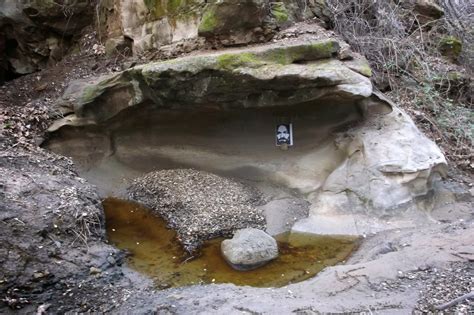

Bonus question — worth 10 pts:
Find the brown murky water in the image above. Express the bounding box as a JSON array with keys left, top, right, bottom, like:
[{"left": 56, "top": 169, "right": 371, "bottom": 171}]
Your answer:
[{"left": 104, "top": 198, "right": 358, "bottom": 288}]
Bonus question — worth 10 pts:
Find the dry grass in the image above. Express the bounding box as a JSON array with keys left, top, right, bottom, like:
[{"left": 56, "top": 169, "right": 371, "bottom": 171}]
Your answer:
[{"left": 325, "top": 0, "right": 473, "bottom": 171}]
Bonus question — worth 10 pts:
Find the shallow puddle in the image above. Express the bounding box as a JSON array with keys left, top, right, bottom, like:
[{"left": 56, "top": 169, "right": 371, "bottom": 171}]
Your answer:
[{"left": 104, "top": 198, "right": 358, "bottom": 288}]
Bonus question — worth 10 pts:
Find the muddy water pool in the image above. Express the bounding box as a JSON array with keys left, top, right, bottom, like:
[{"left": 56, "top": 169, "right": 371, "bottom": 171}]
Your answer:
[{"left": 104, "top": 198, "right": 358, "bottom": 288}]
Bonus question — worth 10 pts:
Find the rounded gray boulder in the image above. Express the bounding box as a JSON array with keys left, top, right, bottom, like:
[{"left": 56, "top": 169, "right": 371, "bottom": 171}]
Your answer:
[{"left": 221, "top": 228, "right": 278, "bottom": 271}]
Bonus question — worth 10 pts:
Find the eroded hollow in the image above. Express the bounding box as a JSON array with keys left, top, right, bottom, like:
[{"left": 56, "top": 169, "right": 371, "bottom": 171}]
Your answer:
[
  {"left": 46, "top": 100, "right": 363, "bottom": 197},
  {"left": 46, "top": 99, "right": 364, "bottom": 287}
]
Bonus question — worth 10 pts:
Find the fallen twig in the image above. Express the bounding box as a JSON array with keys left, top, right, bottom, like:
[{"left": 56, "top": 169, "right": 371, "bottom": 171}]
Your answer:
[
  {"left": 329, "top": 267, "right": 367, "bottom": 296},
  {"left": 435, "top": 292, "right": 474, "bottom": 310}
]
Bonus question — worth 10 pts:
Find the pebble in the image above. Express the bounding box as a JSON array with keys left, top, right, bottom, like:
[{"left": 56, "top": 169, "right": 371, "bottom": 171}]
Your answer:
[{"left": 89, "top": 267, "right": 101, "bottom": 275}]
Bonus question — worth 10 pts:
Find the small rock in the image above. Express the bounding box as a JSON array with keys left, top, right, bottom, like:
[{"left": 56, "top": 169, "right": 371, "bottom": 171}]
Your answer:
[
  {"left": 89, "top": 267, "right": 101, "bottom": 275},
  {"left": 33, "top": 272, "right": 46, "bottom": 279},
  {"left": 221, "top": 228, "right": 278, "bottom": 271},
  {"left": 36, "top": 303, "right": 50, "bottom": 315},
  {"left": 107, "top": 256, "right": 116, "bottom": 265}
]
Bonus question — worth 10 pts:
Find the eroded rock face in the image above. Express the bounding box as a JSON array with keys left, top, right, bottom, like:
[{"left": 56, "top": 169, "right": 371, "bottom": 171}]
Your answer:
[
  {"left": 221, "top": 228, "right": 278, "bottom": 270},
  {"left": 319, "top": 93, "right": 446, "bottom": 212},
  {"left": 0, "top": 147, "right": 126, "bottom": 312},
  {"left": 102, "top": 0, "right": 205, "bottom": 54},
  {"left": 97, "top": 0, "right": 324, "bottom": 53},
  {"left": 198, "top": 0, "right": 269, "bottom": 44},
  {"left": 0, "top": 0, "right": 94, "bottom": 80},
  {"left": 45, "top": 38, "right": 447, "bottom": 238},
  {"left": 291, "top": 93, "right": 447, "bottom": 236}
]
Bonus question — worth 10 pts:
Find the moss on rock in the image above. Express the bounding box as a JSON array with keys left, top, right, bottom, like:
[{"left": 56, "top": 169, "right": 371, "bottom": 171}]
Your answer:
[
  {"left": 262, "top": 41, "right": 340, "bottom": 65},
  {"left": 213, "top": 40, "right": 340, "bottom": 71},
  {"left": 168, "top": 0, "right": 183, "bottom": 12},
  {"left": 216, "top": 53, "right": 263, "bottom": 70},
  {"left": 55, "top": 39, "right": 374, "bottom": 129},
  {"left": 198, "top": 0, "right": 267, "bottom": 37},
  {"left": 271, "top": 2, "right": 289, "bottom": 23},
  {"left": 198, "top": 7, "right": 219, "bottom": 34},
  {"left": 143, "top": 0, "right": 199, "bottom": 19},
  {"left": 439, "top": 36, "right": 462, "bottom": 60}
]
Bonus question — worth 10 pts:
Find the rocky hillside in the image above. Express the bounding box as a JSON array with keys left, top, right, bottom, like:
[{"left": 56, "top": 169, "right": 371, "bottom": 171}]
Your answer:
[{"left": 0, "top": 0, "right": 472, "bottom": 314}]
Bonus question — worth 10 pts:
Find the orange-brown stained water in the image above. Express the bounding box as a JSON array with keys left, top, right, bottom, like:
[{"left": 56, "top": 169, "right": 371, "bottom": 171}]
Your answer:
[{"left": 104, "top": 198, "right": 358, "bottom": 288}]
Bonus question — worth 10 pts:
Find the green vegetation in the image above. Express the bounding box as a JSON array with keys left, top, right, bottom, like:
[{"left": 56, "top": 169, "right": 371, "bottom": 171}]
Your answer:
[
  {"left": 143, "top": 0, "right": 191, "bottom": 19},
  {"left": 143, "top": 0, "right": 165, "bottom": 18},
  {"left": 168, "top": 0, "right": 183, "bottom": 13},
  {"left": 262, "top": 41, "right": 339, "bottom": 65},
  {"left": 215, "top": 41, "right": 340, "bottom": 70},
  {"left": 79, "top": 75, "right": 124, "bottom": 105},
  {"left": 216, "top": 53, "right": 262, "bottom": 70},
  {"left": 439, "top": 36, "right": 462, "bottom": 60},
  {"left": 271, "top": 2, "right": 289, "bottom": 23},
  {"left": 262, "top": 49, "right": 289, "bottom": 64},
  {"left": 143, "top": 0, "right": 155, "bottom": 11},
  {"left": 348, "top": 62, "right": 372, "bottom": 77},
  {"left": 215, "top": 41, "right": 338, "bottom": 71},
  {"left": 198, "top": 7, "right": 218, "bottom": 34}
]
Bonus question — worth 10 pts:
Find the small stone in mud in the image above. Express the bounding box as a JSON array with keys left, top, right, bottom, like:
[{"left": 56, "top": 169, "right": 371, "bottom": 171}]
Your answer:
[
  {"left": 89, "top": 267, "right": 101, "bottom": 275},
  {"left": 221, "top": 228, "right": 278, "bottom": 271}
]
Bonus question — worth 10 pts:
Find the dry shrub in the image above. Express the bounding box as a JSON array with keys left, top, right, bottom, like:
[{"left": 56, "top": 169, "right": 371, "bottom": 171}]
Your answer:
[
  {"left": 439, "top": 0, "right": 474, "bottom": 70},
  {"left": 325, "top": 0, "right": 473, "bottom": 171}
]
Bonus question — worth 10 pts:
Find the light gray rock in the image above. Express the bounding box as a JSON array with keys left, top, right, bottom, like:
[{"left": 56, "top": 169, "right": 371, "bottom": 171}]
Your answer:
[
  {"left": 261, "top": 198, "right": 310, "bottom": 235},
  {"left": 107, "top": 0, "right": 205, "bottom": 54},
  {"left": 221, "top": 228, "right": 278, "bottom": 270},
  {"left": 97, "top": 0, "right": 318, "bottom": 52},
  {"left": 315, "top": 92, "right": 447, "bottom": 215},
  {"left": 47, "top": 37, "right": 447, "bottom": 238}
]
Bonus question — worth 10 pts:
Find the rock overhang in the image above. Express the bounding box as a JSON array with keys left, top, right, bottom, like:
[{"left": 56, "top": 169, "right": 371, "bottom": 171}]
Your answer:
[
  {"left": 45, "top": 38, "right": 448, "bottom": 232},
  {"left": 49, "top": 39, "right": 374, "bottom": 131}
]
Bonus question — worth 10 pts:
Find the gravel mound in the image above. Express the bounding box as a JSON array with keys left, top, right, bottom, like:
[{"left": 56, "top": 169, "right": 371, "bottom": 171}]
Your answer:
[
  {"left": 414, "top": 262, "right": 473, "bottom": 314},
  {"left": 128, "top": 169, "right": 265, "bottom": 253}
]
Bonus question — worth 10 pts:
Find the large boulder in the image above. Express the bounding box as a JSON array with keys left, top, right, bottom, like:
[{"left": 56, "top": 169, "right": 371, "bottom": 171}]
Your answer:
[
  {"left": 292, "top": 92, "right": 447, "bottom": 236},
  {"left": 198, "top": 0, "right": 269, "bottom": 44},
  {"left": 414, "top": 0, "right": 444, "bottom": 20},
  {"left": 48, "top": 38, "right": 371, "bottom": 128},
  {"left": 221, "top": 228, "right": 278, "bottom": 270},
  {"left": 320, "top": 93, "right": 446, "bottom": 213},
  {"left": 97, "top": 0, "right": 206, "bottom": 54},
  {"left": 97, "top": 0, "right": 320, "bottom": 53},
  {"left": 46, "top": 35, "right": 447, "bottom": 238}
]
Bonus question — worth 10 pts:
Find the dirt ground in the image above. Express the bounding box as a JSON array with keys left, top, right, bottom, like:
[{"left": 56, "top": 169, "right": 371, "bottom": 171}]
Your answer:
[{"left": 0, "top": 27, "right": 473, "bottom": 314}]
